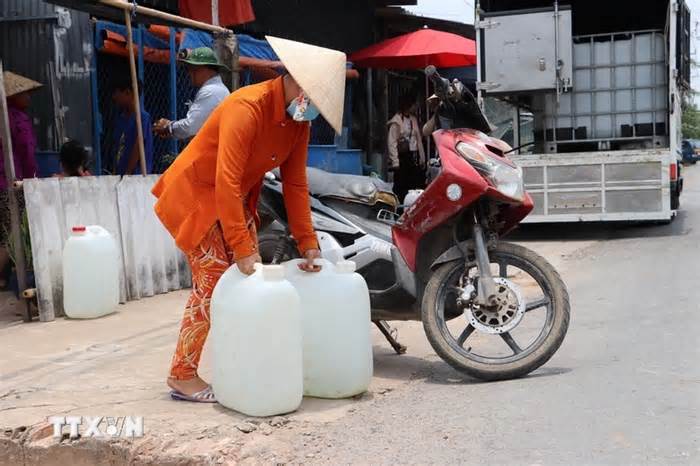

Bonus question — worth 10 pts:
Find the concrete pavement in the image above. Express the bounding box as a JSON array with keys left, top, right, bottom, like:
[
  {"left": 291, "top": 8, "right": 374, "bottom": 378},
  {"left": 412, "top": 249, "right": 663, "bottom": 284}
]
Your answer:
[
  {"left": 282, "top": 166, "right": 700, "bottom": 465},
  {"left": 1, "top": 167, "right": 698, "bottom": 465}
]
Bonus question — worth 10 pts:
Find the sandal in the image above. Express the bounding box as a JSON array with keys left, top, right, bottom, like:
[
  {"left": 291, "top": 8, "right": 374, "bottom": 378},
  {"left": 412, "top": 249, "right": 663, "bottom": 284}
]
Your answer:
[{"left": 169, "top": 385, "right": 217, "bottom": 403}]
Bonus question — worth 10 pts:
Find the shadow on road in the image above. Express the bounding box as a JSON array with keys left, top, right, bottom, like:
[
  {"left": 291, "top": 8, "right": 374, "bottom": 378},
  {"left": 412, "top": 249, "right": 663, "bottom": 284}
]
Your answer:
[
  {"left": 423, "top": 363, "right": 573, "bottom": 386},
  {"left": 374, "top": 347, "right": 571, "bottom": 385},
  {"left": 372, "top": 344, "right": 573, "bottom": 386},
  {"left": 510, "top": 210, "right": 690, "bottom": 242},
  {"left": 371, "top": 346, "right": 435, "bottom": 381}
]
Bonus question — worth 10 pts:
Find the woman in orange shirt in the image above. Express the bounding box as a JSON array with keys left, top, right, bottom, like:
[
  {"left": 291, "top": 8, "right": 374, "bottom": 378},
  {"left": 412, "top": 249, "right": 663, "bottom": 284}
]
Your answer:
[{"left": 153, "top": 37, "right": 348, "bottom": 402}]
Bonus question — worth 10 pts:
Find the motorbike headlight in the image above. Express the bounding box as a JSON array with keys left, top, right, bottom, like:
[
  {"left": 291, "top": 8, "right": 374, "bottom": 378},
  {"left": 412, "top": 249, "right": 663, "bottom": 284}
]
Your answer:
[{"left": 456, "top": 142, "right": 525, "bottom": 201}]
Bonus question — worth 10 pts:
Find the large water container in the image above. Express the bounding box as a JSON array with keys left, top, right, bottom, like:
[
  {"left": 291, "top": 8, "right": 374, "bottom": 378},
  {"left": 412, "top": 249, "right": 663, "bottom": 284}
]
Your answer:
[
  {"left": 284, "top": 259, "right": 373, "bottom": 398},
  {"left": 62, "top": 225, "right": 119, "bottom": 319},
  {"left": 210, "top": 264, "right": 303, "bottom": 416},
  {"left": 403, "top": 189, "right": 423, "bottom": 208}
]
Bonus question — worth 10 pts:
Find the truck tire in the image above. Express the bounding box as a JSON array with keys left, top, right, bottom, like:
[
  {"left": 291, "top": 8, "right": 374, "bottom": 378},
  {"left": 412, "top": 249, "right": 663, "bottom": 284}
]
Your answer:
[{"left": 671, "top": 189, "right": 680, "bottom": 211}]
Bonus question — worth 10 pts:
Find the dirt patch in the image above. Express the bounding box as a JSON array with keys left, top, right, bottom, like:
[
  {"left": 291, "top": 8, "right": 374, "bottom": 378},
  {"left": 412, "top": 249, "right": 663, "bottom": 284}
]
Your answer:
[
  {"left": 0, "top": 423, "right": 241, "bottom": 466},
  {"left": 0, "top": 390, "right": 389, "bottom": 466}
]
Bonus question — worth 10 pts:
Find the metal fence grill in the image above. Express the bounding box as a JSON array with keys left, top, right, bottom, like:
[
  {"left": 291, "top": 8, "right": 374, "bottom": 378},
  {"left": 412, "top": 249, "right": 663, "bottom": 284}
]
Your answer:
[
  {"left": 143, "top": 60, "right": 172, "bottom": 173},
  {"left": 174, "top": 65, "right": 197, "bottom": 156},
  {"left": 96, "top": 53, "right": 124, "bottom": 175},
  {"left": 310, "top": 117, "right": 336, "bottom": 145},
  {"left": 95, "top": 28, "right": 344, "bottom": 172},
  {"left": 95, "top": 49, "right": 197, "bottom": 174}
]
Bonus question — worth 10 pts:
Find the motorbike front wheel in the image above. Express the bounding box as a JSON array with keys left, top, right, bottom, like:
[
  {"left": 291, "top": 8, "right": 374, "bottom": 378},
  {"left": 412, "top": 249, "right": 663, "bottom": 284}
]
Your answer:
[{"left": 422, "top": 242, "right": 570, "bottom": 381}]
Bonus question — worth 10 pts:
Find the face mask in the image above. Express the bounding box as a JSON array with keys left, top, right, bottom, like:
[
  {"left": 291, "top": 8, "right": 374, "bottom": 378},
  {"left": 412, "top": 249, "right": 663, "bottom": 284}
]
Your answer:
[{"left": 287, "top": 93, "right": 320, "bottom": 122}]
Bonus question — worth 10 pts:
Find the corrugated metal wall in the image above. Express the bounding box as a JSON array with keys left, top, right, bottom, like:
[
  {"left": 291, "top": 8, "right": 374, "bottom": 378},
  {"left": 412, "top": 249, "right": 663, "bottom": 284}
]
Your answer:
[
  {"left": 0, "top": 0, "right": 93, "bottom": 152},
  {"left": 117, "top": 176, "right": 191, "bottom": 300},
  {"left": 24, "top": 176, "right": 125, "bottom": 320},
  {"left": 24, "top": 176, "right": 190, "bottom": 322}
]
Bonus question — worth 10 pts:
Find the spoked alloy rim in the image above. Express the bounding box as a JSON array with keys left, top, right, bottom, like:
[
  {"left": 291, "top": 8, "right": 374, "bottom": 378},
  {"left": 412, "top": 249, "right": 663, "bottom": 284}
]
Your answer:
[{"left": 434, "top": 253, "right": 555, "bottom": 365}]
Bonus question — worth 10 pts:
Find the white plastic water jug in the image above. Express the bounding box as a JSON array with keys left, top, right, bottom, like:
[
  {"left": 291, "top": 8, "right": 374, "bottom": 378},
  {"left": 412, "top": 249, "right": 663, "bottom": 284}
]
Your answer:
[
  {"left": 62, "top": 225, "right": 120, "bottom": 319},
  {"left": 284, "top": 259, "right": 373, "bottom": 398},
  {"left": 403, "top": 189, "right": 423, "bottom": 207},
  {"left": 210, "top": 263, "right": 303, "bottom": 416}
]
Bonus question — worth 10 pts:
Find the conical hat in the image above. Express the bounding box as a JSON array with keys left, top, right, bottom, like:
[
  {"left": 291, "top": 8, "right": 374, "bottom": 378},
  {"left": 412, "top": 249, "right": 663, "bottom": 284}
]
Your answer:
[
  {"left": 3, "top": 71, "right": 42, "bottom": 98},
  {"left": 267, "top": 36, "right": 346, "bottom": 135}
]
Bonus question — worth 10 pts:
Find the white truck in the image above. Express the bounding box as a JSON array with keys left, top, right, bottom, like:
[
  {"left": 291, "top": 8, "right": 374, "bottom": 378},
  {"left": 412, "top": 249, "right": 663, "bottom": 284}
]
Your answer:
[{"left": 476, "top": 0, "right": 691, "bottom": 222}]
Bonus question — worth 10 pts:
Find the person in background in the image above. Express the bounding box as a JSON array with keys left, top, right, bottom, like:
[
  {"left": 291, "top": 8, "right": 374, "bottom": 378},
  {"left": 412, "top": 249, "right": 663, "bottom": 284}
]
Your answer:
[
  {"left": 153, "top": 47, "right": 229, "bottom": 140},
  {"left": 422, "top": 94, "right": 445, "bottom": 185},
  {"left": 0, "top": 71, "right": 41, "bottom": 288},
  {"left": 111, "top": 76, "right": 153, "bottom": 175},
  {"left": 422, "top": 93, "right": 441, "bottom": 139},
  {"left": 387, "top": 93, "right": 426, "bottom": 204},
  {"left": 55, "top": 140, "right": 91, "bottom": 177},
  {"left": 153, "top": 36, "right": 347, "bottom": 402}
]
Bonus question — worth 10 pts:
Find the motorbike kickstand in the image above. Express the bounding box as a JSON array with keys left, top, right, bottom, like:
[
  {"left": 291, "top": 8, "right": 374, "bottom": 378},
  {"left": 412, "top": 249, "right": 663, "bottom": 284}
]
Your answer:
[{"left": 373, "top": 320, "right": 407, "bottom": 354}]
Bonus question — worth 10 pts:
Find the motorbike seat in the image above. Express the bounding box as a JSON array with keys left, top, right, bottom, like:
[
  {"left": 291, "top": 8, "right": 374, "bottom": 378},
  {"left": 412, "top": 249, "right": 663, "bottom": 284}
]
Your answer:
[{"left": 272, "top": 167, "right": 393, "bottom": 204}]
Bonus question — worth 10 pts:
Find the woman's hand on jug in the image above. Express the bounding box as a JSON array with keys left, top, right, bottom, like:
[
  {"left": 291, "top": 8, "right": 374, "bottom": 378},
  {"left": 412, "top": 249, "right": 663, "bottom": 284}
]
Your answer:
[
  {"left": 237, "top": 252, "right": 262, "bottom": 275},
  {"left": 299, "top": 249, "right": 322, "bottom": 273}
]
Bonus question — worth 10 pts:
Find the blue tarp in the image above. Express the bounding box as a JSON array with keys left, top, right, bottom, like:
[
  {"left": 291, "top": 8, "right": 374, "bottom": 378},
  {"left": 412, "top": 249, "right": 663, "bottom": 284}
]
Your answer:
[
  {"left": 179, "top": 30, "right": 278, "bottom": 61},
  {"left": 96, "top": 21, "right": 278, "bottom": 62},
  {"left": 238, "top": 34, "right": 278, "bottom": 60},
  {"left": 178, "top": 29, "right": 212, "bottom": 51}
]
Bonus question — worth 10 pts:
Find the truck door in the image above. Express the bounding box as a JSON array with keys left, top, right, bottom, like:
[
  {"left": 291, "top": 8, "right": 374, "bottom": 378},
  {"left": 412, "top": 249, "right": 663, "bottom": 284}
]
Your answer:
[{"left": 478, "top": 5, "right": 573, "bottom": 96}]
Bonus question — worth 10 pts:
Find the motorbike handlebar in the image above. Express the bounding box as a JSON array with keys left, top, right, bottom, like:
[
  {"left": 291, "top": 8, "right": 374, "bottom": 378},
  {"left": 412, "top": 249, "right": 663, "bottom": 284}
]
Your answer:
[{"left": 424, "top": 65, "right": 438, "bottom": 78}]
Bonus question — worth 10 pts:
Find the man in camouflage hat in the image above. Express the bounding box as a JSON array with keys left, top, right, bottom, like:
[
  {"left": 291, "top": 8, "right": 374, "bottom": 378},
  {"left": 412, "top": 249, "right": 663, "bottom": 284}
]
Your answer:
[{"left": 153, "top": 47, "right": 229, "bottom": 140}]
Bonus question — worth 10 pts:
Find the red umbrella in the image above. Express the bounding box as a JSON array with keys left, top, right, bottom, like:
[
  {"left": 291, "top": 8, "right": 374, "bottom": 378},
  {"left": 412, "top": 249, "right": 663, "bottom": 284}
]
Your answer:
[{"left": 349, "top": 28, "right": 476, "bottom": 70}]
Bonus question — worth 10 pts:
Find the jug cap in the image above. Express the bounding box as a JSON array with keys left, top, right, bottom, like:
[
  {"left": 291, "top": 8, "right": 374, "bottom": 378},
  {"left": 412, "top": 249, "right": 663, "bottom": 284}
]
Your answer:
[
  {"left": 261, "top": 264, "right": 285, "bottom": 281},
  {"left": 72, "top": 225, "right": 87, "bottom": 235},
  {"left": 335, "top": 261, "right": 356, "bottom": 274}
]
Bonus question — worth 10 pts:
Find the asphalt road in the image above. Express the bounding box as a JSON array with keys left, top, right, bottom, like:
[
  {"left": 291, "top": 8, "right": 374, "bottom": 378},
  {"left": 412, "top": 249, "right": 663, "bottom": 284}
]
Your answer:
[{"left": 287, "top": 166, "right": 700, "bottom": 465}]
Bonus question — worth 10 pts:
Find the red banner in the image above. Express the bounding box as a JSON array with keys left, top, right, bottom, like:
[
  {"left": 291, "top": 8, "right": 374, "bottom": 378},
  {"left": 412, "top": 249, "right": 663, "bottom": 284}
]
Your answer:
[{"left": 178, "top": 0, "right": 255, "bottom": 27}]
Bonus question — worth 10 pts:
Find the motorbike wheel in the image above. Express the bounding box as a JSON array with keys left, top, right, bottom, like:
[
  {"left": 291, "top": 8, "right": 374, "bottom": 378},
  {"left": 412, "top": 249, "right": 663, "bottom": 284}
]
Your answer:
[
  {"left": 258, "top": 231, "right": 299, "bottom": 264},
  {"left": 422, "top": 242, "right": 569, "bottom": 381}
]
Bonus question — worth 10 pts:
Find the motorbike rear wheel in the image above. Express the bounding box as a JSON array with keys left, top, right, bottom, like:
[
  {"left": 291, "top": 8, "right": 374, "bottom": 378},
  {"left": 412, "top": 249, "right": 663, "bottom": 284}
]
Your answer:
[
  {"left": 258, "top": 231, "right": 299, "bottom": 264},
  {"left": 422, "top": 242, "right": 569, "bottom": 381}
]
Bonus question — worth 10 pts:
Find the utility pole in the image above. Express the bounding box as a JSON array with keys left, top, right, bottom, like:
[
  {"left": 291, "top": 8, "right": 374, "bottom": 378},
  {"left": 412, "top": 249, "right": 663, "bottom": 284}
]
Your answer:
[{"left": 211, "top": 0, "right": 219, "bottom": 26}]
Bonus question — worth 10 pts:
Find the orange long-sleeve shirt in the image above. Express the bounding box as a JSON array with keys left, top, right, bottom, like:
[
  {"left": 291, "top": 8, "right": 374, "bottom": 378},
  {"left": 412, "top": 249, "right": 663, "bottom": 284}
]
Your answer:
[{"left": 152, "top": 77, "right": 318, "bottom": 258}]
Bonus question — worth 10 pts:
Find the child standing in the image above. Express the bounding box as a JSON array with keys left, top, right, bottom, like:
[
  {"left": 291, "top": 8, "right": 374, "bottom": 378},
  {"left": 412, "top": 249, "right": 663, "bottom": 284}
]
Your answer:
[{"left": 56, "top": 140, "right": 91, "bottom": 177}]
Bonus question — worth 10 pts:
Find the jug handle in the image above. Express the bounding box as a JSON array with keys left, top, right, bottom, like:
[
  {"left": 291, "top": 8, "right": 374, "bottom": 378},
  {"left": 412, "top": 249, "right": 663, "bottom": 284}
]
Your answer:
[
  {"left": 334, "top": 260, "right": 356, "bottom": 274},
  {"left": 313, "top": 258, "right": 331, "bottom": 270},
  {"left": 87, "top": 225, "right": 108, "bottom": 236}
]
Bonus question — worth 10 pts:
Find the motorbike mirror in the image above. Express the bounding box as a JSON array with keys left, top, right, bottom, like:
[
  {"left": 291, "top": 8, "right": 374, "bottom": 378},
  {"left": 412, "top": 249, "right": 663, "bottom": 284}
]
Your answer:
[{"left": 425, "top": 66, "right": 453, "bottom": 101}]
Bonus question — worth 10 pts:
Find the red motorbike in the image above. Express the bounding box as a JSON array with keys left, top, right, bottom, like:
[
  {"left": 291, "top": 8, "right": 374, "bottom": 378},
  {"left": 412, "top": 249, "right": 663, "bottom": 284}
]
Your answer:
[{"left": 259, "top": 67, "right": 570, "bottom": 380}]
